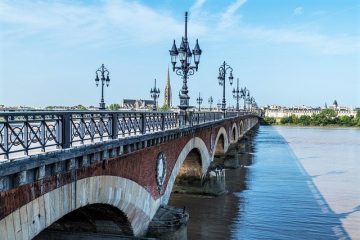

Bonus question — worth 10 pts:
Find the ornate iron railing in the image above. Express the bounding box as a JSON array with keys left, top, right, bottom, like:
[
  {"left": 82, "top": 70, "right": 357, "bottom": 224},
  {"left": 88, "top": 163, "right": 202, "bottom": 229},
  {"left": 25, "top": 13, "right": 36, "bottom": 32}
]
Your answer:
[{"left": 0, "top": 110, "right": 251, "bottom": 159}]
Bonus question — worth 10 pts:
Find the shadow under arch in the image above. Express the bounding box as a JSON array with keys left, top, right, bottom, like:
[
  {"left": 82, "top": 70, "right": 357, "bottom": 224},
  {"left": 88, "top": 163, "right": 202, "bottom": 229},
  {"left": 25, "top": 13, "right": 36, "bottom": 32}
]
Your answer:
[
  {"left": 212, "top": 127, "right": 229, "bottom": 160},
  {"left": 231, "top": 122, "right": 239, "bottom": 143},
  {"left": 34, "top": 203, "right": 134, "bottom": 239},
  {"left": 161, "top": 137, "right": 210, "bottom": 204}
]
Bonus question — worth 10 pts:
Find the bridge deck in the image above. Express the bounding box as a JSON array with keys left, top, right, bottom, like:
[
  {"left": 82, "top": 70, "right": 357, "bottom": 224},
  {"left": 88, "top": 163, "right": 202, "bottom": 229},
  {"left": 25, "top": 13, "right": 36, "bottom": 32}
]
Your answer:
[{"left": 0, "top": 110, "right": 255, "bottom": 161}]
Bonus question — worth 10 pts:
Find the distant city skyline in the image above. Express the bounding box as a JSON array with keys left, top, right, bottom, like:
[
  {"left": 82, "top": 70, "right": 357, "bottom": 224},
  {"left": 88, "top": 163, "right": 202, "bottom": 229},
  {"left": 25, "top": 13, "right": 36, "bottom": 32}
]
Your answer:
[{"left": 0, "top": 0, "right": 359, "bottom": 108}]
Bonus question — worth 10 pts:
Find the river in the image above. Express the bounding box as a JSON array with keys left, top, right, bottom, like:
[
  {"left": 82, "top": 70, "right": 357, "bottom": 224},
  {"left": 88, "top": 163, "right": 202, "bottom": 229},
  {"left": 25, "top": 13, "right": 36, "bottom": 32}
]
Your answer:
[{"left": 168, "top": 125, "right": 360, "bottom": 240}]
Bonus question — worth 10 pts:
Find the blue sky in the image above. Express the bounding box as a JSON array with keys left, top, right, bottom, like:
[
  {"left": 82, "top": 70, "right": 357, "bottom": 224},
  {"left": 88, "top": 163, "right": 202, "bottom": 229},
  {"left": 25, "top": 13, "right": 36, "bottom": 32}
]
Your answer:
[{"left": 0, "top": 0, "right": 359, "bottom": 108}]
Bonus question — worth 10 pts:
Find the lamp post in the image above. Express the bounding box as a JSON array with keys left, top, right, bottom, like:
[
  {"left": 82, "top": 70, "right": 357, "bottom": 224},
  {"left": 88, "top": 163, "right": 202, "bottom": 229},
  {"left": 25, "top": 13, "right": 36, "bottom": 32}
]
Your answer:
[
  {"left": 150, "top": 79, "right": 160, "bottom": 111},
  {"left": 246, "top": 91, "right": 251, "bottom": 110},
  {"left": 240, "top": 87, "right": 248, "bottom": 111},
  {"left": 249, "top": 96, "right": 255, "bottom": 112},
  {"left": 95, "top": 64, "right": 110, "bottom": 110},
  {"left": 217, "top": 61, "right": 234, "bottom": 112},
  {"left": 208, "top": 96, "right": 213, "bottom": 111},
  {"left": 232, "top": 78, "right": 241, "bottom": 111},
  {"left": 217, "top": 100, "right": 222, "bottom": 110},
  {"left": 196, "top": 92, "right": 203, "bottom": 111},
  {"left": 169, "top": 12, "right": 202, "bottom": 111}
]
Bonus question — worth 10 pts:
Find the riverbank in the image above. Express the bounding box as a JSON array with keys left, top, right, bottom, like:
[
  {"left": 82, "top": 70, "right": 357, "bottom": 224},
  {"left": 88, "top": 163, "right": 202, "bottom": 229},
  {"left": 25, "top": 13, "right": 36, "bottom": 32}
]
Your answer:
[
  {"left": 262, "top": 122, "right": 360, "bottom": 129},
  {"left": 262, "top": 109, "right": 360, "bottom": 127}
]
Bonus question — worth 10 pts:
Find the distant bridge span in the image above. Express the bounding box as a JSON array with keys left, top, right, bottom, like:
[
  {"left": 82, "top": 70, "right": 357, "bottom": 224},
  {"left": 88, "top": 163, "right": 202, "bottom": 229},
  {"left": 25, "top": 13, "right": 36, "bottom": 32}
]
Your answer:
[{"left": 0, "top": 110, "right": 259, "bottom": 239}]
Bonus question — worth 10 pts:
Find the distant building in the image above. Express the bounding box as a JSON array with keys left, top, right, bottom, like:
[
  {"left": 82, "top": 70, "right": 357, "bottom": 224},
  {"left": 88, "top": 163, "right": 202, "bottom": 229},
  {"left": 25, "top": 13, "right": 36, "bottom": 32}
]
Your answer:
[
  {"left": 264, "top": 105, "right": 357, "bottom": 118},
  {"left": 122, "top": 99, "right": 154, "bottom": 110},
  {"left": 164, "top": 66, "right": 172, "bottom": 108}
]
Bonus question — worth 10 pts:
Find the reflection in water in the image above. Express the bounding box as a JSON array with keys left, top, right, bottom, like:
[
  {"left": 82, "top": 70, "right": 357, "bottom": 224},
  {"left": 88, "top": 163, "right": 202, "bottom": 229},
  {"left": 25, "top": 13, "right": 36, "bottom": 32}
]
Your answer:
[{"left": 169, "top": 126, "right": 350, "bottom": 240}]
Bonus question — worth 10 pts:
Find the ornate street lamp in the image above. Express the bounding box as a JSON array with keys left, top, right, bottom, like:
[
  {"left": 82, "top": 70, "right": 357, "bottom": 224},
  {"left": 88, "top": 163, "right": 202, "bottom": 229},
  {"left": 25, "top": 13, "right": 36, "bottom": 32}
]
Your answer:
[
  {"left": 218, "top": 61, "right": 234, "bottom": 112},
  {"left": 95, "top": 64, "right": 110, "bottom": 110},
  {"left": 196, "top": 92, "right": 203, "bottom": 111},
  {"left": 246, "top": 91, "right": 251, "bottom": 110},
  {"left": 240, "top": 87, "right": 248, "bottom": 111},
  {"left": 208, "top": 96, "right": 213, "bottom": 111},
  {"left": 232, "top": 78, "right": 241, "bottom": 111},
  {"left": 169, "top": 12, "right": 202, "bottom": 111},
  {"left": 150, "top": 79, "right": 160, "bottom": 111},
  {"left": 249, "top": 96, "right": 255, "bottom": 111}
]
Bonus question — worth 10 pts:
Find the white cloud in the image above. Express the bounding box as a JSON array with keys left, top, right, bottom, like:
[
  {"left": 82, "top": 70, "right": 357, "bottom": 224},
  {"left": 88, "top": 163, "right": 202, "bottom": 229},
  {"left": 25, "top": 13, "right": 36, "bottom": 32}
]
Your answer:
[
  {"left": 0, "top": 0, "right": 357, "bottom": 55},
  {"left": 293, "top": 7, "right": 304, "bottom": 16},
  {"left": 0, "top": 0, "right": 207, "bottom": 48},
  {"left": 219, "top": 0, "right": 247, "bottom": 29},
  {"left": 190, "top": 0, "right": 207, "bottom": 17}
]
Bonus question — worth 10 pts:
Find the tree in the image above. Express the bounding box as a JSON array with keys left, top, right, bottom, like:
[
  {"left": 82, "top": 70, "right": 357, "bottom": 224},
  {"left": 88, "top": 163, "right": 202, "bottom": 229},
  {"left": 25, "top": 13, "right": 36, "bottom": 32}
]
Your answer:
[
  {"left": 73, "top": 105, "right": 87, "bottom": 110},
  {"left": 339, "top": 115, "right": 352, "bottom": 126},
  {"left": 280, "top": 116, "right": 291, "bottom": 124},
  {"left": 299, "top": 115, "right": 311, "bottom": 126},
  {"left": 108, "top": 103, "right": 121, "bottom": 110},
  {"left": 262, "top": 116, "right": 276, "bottom": 125},
  {"left": 289, "top": 114, "right": 299, "bottom": 124}
]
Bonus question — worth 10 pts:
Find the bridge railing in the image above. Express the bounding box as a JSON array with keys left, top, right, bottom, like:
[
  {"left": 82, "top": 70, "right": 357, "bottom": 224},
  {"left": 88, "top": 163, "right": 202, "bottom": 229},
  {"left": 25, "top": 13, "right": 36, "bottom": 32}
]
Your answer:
[
  {"left": 0, "top": 110, "right": 252, "bottom": 160},
  {"left": 0, "top": 111, "right": 178, "bottom": 159}
]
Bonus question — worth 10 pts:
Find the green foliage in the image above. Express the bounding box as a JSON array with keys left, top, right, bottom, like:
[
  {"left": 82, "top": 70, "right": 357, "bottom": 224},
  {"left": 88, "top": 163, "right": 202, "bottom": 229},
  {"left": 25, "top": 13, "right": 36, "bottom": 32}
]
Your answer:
[
  {"left": 261, "top": 116, "right": 276, "bottom": 125},
  {"left": 265, "top": 108, "right": 360, "bottom": 127},
  {"left": 108, "top": 103, "right": 121, "bottom": 110},
  {"left": 338, "top": 116, "right": 352, "bottom": 126},
  {"left": 298, "top": 115, "right": 311, "bottom": 126},
  {"left": 159, "top": 105, "right": 170, "bottom": 112},
  {"left": 356, "top": 110, "right": 360, "bottom": 119},
  {"left": 280, "top": 116, "right": 291, "bottom": 124},
  {"left": 73, "top": 105, "right": 87, "bottom": 110},
  {"left": 319, "top": 109, "right": 337, "bottom": 118}
]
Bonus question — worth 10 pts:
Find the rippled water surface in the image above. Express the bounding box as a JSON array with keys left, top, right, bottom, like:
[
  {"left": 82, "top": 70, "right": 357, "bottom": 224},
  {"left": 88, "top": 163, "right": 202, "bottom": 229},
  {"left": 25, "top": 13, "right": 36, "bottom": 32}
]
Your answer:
[{"left": 169, "top": 126, "right": 357, "bottom": 240}]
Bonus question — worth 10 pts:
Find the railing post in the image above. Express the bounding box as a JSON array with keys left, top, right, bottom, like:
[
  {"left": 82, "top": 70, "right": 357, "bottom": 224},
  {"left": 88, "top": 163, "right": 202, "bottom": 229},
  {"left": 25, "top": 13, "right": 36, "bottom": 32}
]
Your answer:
[
  {"left": 3, "top": 116, "right": 9, "bottom": 159},
  {"left": 161, "top": 113, "right": 165, "bottom": 131},
  {"left": 41, "top": 115, "right": 46, "bottom": 152},
  {"left": 24, "top": 115, "right": 29, "bottom": 155},
  {"left": 61, "top": 113, "right": 71, "bottom": 149},
  {"left": 141, "top": 113, "right": 146, "bottom": 134},
  {"left": 178, "top": 111, "right": 185, "bottom": 128},
  {"left": 188, "top": 111, "right": 193, "bottom": 127},
  {"left": 112, "top": 113, "right": 119, "bottom": 139}
]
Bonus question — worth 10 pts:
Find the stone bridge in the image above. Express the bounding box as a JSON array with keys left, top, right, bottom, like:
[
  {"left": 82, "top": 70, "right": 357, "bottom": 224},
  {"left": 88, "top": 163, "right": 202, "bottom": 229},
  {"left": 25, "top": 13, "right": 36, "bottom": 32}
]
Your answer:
[{"left": 0, "top": 110, "right": 259, "bottom": 239}]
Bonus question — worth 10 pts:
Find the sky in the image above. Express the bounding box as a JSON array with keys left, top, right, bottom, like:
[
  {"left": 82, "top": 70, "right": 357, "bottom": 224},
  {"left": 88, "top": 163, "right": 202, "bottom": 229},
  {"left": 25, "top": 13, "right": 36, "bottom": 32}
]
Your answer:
[{"left": 0, "top": 0, "right": 359, "bottom": 108}]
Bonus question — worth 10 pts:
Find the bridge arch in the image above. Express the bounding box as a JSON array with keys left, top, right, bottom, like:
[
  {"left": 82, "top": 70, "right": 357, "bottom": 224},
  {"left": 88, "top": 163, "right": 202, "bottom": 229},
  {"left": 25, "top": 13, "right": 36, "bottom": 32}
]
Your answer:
[
  {"left": 230, "top": 122, "right": 239, "bottom": 143},
  {"left": 239, "top": 120, "right": 244, "bottom": 137},
  {"left": 161, "top": 137, "right": 209, "bottom": 204},
  {"left": 212, "top": 127, "right": 229, "bottom": 158},
  {"left": 0, "top": 176, "right": 159, "bottom": 239}
]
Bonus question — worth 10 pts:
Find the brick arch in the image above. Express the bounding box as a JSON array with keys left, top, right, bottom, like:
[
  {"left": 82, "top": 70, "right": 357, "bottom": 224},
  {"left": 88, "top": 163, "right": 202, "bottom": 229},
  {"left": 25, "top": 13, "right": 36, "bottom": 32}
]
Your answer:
[
  {"left": 0, "top": 176, "right": 159, "bottom": 239},
  {"left": 161, "top": 137, "right": 210, "bottom": 204},
  {"left": 212, "top": 127, "right": 229, "bottom": 159},
  {"left": 231, "top": 122, "right": 239, "bottom": 143}
]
